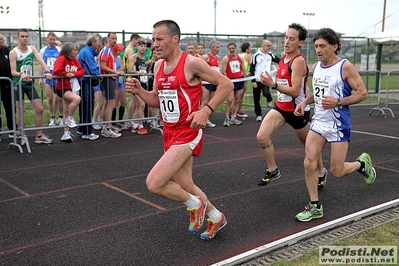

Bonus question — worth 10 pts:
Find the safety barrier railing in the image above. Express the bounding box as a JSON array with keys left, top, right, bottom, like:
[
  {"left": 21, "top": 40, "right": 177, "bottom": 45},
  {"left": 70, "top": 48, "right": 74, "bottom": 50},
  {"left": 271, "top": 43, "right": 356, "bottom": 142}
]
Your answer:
[
  {"left": 369, "top": 70, "right": 398, "bottom": 118},
  {"left": 0, "top": 77, "right": 24, "bottom": 153},
  {"left": 238, "top": 70, "right": 396, "bottom": 118},
  {"left": 3, "top": 73, "right": 162, "bottom": 153}
]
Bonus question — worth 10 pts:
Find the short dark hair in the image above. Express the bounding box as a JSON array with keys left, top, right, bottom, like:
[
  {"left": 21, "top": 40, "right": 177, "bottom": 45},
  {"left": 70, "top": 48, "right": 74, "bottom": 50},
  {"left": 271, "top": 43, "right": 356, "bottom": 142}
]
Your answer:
[
  {"left": 130, "top": 33, "right": 140, "bottom": 41},
  {"left": 288, "top": 23, "right": 308, "bottom": 41},
  {"left": 17, "top": 28, "right": 29, "bottom": 36},
  {"left": 313, "top": 28, "right": 342, "bottom": 55},
  {"left": 153, "top": 20, "right": 181, "bottom": 40},
  {"left": 240, "top": 42, "right": 250, "bottom": 53}
]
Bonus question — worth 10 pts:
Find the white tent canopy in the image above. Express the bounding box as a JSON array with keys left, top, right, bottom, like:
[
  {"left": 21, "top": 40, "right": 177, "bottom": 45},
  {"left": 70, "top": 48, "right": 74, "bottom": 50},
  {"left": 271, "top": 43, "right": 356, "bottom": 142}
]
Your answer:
[{"left": 368, "top": 27, "right": 399, "bottom": 44}]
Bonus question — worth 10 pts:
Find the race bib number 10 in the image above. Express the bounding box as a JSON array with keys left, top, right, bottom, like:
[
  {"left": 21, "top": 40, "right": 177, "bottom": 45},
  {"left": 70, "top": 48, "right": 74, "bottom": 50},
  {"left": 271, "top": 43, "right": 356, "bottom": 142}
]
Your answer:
[{"left": 158, "top": 90, "right": 180, "bottom": 123}]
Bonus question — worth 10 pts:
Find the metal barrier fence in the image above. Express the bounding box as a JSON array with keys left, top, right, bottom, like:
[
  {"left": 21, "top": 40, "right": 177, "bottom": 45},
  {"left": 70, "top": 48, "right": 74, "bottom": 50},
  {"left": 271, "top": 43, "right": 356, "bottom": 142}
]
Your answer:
[
  {"left": 0, "top": 77, "right": 23, "bottom": 152},
  {"left": 2, "top": 70, "right": 398, "bottom": 153},
  {"left": 369, "top": 70, "right": 399, "bottom": 118},
  {"left": 1, "top": 74, "right": 162, "bottom": 153},
  {"left": 239, "top": 70, "right": 399, "bottom": 118}
]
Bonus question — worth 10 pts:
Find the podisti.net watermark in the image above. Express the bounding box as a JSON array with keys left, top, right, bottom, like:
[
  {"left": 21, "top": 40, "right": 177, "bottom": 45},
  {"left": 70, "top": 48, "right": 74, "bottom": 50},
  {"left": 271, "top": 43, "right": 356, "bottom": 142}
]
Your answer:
[{"left": 319, "top": 246, "right": 397, "bottom": 264}]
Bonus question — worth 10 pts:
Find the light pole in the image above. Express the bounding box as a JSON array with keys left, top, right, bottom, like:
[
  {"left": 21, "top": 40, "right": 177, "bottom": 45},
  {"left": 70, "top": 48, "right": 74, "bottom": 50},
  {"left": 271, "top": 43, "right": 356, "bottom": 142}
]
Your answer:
[
  {"left": 303, "top": 12, "right": 315, "bottom": 62},
  {"left": 214, "top": 0, "right": 217, "bottom": 40},
  {"left": 232, "top": 10, "right": 246, "bottom": 36},
  {"left": 0, "top": 6, "right": 10, "bottom": 29}
]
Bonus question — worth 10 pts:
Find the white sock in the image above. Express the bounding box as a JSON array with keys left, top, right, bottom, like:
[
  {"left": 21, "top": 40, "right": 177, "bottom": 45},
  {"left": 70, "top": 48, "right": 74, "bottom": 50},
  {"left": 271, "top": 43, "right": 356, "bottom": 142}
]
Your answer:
[
  {"left": 207, "top": 207, "right": 222, "bottom": 222},
  {"left": 184, "top": 194, "right": 200, "bottom": 209},
  {"left": 318, "top": 168, "right": 326, "bottom": 176}
]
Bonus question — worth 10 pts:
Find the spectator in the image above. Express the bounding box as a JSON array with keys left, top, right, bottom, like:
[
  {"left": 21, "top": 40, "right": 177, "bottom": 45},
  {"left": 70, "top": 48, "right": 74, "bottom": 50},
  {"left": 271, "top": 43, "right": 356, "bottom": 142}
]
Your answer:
[
  {"left": 99, "top": 32, "right": 123, "bottom": 138},
  {"left": 77, "top": 35, "right": 101, "bottom": 141},
  {"left": 9, "top": 28, "right": 53, "bottom": 145},
  {"left": 0, "top": 33, "right": 17, "bottom": 141},
  {"left": 39, "top": 32, "right": 63, "bottom": 126},
  {"left": 249, "top": 40, "right": 280, "bottom": 121},
  {"left": 221, "top": 42, "right": 244, "bottom": 127},
  {"left": 53, "top": 42, "right": 85, "bottom": 142},
  {"left": 201, "top": 40, "right": 221, "bottom": 128}
]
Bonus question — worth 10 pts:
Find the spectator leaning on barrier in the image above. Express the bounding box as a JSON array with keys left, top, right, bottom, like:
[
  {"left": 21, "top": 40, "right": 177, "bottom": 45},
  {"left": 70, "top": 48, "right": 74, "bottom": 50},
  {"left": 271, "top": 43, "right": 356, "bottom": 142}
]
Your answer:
[
  {"left": 9, "top": 28, "right": 54, "bottom": 145},
  {"left": 126, "top": 39, "right": 151, "bottom": 135},
  {"left": 111, "top": 44, "right": 127, "bottom": 132},
  {"left": 39, "top": 32, "right": 63, "bottom": 127},
  {"left": 77, "top": 35, "right": 101, "bottom": 141},
  {"left": 0, "top": 33, "right": 17, "bottom": 139},
  {"left": 99, "top": 32, "right": 124, "bottom": 138},
  {"left": 53, "top": 42, "right": 85, "bottom": 142}
]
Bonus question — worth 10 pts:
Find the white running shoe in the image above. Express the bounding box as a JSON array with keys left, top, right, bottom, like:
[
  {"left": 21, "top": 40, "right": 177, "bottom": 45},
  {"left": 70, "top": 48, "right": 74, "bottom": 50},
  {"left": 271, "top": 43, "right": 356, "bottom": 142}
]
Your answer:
[
  {"left": 61, "top": 131, "right": 73, "bottom": 142},
  {"left": 82, "top": 133, "right": 99, "bottom": 141},
  {"left": 66, "top": 117, "right": 77, "bottom": 128},
  {"left": 206, "top": 119, "right": 216, "bottom": 128},
  {"left": 49, "top": 118, "right": 56, "bottom": 127}
]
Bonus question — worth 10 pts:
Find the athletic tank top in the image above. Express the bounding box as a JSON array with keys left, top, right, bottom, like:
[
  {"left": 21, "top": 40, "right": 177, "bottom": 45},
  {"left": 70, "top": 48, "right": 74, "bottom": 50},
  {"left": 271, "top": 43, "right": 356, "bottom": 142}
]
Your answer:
[
  {"left": 134, "top": 54, "right": 148, "bottom": 84},
  {"left": 275, "top": 53, "right": 308, "bottom": 112},
  {"left": 156, "top": 52, "right": 201, "bottom": 128},
  {"left": 226, "top": 55, "right": 243, "bottom": 79},
  {"left": 206, "top": 53, "right": 219, "bottom": 72},
  {"left": 312, "top": 58, "right": 352, "bottom": 129},
  {"left": 12, "top": 46, "right": 35, "bottom": 85}
]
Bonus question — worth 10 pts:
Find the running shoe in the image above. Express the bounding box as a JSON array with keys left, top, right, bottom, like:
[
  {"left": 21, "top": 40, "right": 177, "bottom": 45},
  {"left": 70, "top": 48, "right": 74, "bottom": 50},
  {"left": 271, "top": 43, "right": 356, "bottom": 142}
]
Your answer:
[
  {"left": 356, "top": 152, "right": 376, "bottom": 184},
  {"left": 206, "top": 119, "right": 216, "bottom": 128},
  {"left": 61, "top": 131, "right": 73, "bottom": 142},
  {"left": 267, "top": 101, "right": 273, "bottom": 108},
  {"left": 101, "top": 128, "right": 121, "bottom": 138},
  {"left": 318, "top": 168, "right": 328, "bottom": 190},
  {"left": 92, "top": 124, "right": 102, "bottom": 131},
  {"left": 66, "top": 116, "right": 77, "bottom": 128},
  {"left": 230, "top": 117, "right": 242, "bottom": 125},
  {"left": 138, "top": 127, "right": 148, "bottom": 135},
  {"left": 187, "top": 196, "right": 207, "bottom": 233},
  {"left": 258, "top": 168, "right": 281, "bottom": 186},
  {"left": 49, "top": 118, "right": 56, "bottom": 127},
  {"left": 35, "top": 134, "right": 53, "bottom": 144},
  {"left": 236, "top": 112, "right": 248, "bottom": 118},
  {"left": 256, "top": 115, "right": 262, "bottom": 122},
  {"left": 82, "top": 133, "right": 99, "bottom": 141},
  {"left": 200, "top": 213, "right": 227, "bottom": 240},
  {"left": 223, "top": 118, "right": 230, "bottom": 127},
  {"left": 57, "top": 117, "right": 64, "bottom": 126},
  {"left": 131, "top": 125, "right": 139, "bottom": 133},
  {"left": 295, "top": 202, "right": 324, "bottom": 222}
]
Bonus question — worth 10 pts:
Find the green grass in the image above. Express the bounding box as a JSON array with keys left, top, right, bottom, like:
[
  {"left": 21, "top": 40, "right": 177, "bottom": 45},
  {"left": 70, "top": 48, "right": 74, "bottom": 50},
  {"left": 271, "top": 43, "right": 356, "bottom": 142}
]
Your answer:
[{"left": 272, "top": 219, "right": 399, "bottom": 266}]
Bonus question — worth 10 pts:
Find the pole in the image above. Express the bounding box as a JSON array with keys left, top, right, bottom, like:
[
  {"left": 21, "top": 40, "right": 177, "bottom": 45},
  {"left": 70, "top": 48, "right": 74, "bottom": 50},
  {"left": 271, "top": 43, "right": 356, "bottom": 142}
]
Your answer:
[
  {"left": 214, "top": 0, "right": 217, "bottom": 40},
  {"left": 303, "top": 12, "right": 315, "bottom": 62}
]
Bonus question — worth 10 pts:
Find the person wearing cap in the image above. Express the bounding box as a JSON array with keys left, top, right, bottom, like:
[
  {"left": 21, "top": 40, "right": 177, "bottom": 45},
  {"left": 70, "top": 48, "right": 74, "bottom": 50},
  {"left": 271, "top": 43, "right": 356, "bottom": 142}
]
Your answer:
[
  {"left": 126, "top": 39, "right": 151, "bottom": 135},
  {"left": 111, "top": 44, "right": 127, "bottom": 131}
]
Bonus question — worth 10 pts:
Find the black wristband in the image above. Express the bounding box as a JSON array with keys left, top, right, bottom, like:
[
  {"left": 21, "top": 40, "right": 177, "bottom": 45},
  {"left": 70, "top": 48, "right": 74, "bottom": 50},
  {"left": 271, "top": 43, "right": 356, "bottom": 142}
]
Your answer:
[{"left": 205, "top": 103, "right": 214, "bottom": 114}]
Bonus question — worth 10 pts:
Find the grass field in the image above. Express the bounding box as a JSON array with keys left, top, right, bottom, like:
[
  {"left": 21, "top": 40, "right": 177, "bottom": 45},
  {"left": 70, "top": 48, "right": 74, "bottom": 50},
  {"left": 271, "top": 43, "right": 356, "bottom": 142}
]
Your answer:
[{"left": 273, "top": 219, "right": 399, "bottom": 266}]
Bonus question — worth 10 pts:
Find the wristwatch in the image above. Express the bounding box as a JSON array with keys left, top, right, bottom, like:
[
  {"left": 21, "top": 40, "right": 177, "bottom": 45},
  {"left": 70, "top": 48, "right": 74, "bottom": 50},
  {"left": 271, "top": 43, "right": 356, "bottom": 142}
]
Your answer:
[
  {"left": 271, "top": 82, "right": 278, "bottom": 90},
  {"left": 337, "top": 98, "right": 342, "bottom": 107}
]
